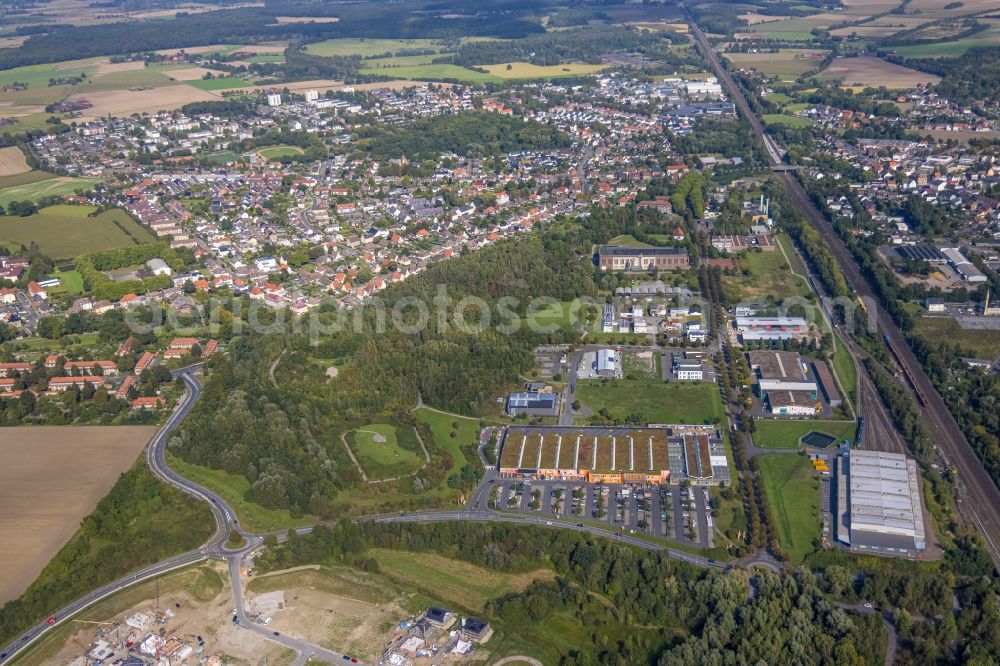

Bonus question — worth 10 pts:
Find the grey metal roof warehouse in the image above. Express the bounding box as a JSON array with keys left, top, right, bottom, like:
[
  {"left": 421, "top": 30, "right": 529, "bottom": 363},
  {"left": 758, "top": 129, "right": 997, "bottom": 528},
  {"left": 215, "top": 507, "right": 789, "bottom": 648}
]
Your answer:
[{"left": 838, "top": 450, "right": 926, "bottom": 554}]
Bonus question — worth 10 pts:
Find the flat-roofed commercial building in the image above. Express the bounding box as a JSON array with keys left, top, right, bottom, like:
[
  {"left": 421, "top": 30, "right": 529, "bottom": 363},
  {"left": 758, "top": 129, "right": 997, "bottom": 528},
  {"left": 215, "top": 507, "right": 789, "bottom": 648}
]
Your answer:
[
  {"left": 813, "top": 360, "right": 842, "bottom": 408},
  {"left": 748, "top": 350, "right": 809, "bottom": 383},
  {"left": 749, "top": 350, "right": 819, "bottom": 414},
  {"left": 767, "top": 390, "right": 818, "bottom": 415},
  {"left": 596, "top": 348, "right": 619, "bottom": 378},
  {"left": 506, "top": 392, "right": 559, "bottom": 417},
  {"left": 736, "top": 317, "right": 808, "bottom": 341},
  {"left": 835, "top": 450, "right": 927, "bottom": 556},
  {"left": 497, "top": 425, "right": 729, "bottom": 485},
  {"left": 597, "top": 246, "right": 690, "bottom": 272}
]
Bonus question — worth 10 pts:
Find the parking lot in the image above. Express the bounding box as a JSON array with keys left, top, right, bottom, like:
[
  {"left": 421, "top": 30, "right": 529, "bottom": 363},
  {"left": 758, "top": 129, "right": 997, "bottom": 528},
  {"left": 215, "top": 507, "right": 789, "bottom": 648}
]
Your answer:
[
  {"left": 490, "top": 478, "right": 714, "bottom": 548},
  {"left": 533, "top": 345, "right": 569, "bottom": 379}
]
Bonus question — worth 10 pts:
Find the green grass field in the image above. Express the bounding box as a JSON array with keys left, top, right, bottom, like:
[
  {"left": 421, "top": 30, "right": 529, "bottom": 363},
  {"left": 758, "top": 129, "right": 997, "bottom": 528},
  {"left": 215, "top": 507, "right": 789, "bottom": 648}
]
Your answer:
[
  {"left": 479, "top": 61, "right": 608, "bottom": 79},
  {"left": 528, "top": 300, "right": 584, "bottom": 332},
  {"left": 306, "top": 38, "right": 443, "bottom": 58},
  {"left": 413, "top": 407, "right": 488, "bottom": 495},
  {"left": 753, "top": 419, "right": 856, "bottom": 449},
  {"left": 84, "top": 68, "right": 177, "bottom": 92},
  {"left": 359, "top": 63, "right": 501, "bottom": 82},
  {"left": 0, "top": 57, "right": 99, "bottom": 89},
  {"left": 913, "top": 316, "right": 1000, "bottom": 359},
  {"left": 762, "top": 113, "right": 813, "bottom": 127},
  {"left": 349, "top": 423, "right": 424, "bottom": 480},
  {"left": 0, "top": 177, "right": 101, "bottom": 207},
  {"left": 361, "top": 53, "right": 445, "bottom": 68},
  {"left": 893, "top": 21, "right": 1000, "bottom": 58},
  {"left": 0, "top": 205, "right": 153, "bottom": 260},
  {"left": 46, "top": 268, "right": 84, "bottom": 295},
  {"left": 371, "top": 548, "right": 552, "bottom": 612},
  {"left": 757, "top": 454, "right": 820, "bottom": 562},
  {"left": 830, "top": 337, "right": 858, "bottom": 408},
  {"left": 725, "top": 50, "right": 828, "bottom": 78},
  {"left": 258, "top": 144, "right": 304, "bottom": 160},
  {"left": 0, "top": 170, "right": 58, "bottom": 190},
  {"left": 723, "top": 243, "right": 811, "bottom": 301},
  {"left": 200, "top": 150, "right": 240, "bottom": 165},
  {"left": 165, "top": 451, "right": 315, "bottom": 532},
  {"left": 244, "top": 53, "right": 286, "bottom": 64},
  {"left": 753, "top": 30, "right": 818, "bottom": 41},
  {"left": 575, "top": 379, "right": 723, "bottom": 425},
  {"left": 608, "top": 233, "right": 653, "bottom": 248},
  {"left": 0, "top": 112, "right": 64, "bottom": 136}
]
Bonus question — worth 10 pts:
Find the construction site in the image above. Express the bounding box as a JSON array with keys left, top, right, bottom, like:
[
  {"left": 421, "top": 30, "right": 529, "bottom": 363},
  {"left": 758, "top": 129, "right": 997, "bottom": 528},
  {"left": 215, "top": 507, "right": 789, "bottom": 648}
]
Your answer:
[{"left": 31, "top": 563, "right": 293, "bottom": 666}]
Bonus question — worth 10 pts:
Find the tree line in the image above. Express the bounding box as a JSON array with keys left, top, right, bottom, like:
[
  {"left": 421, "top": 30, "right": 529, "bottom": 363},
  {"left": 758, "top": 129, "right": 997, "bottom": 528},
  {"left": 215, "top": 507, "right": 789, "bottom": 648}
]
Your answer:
[
  {"left": 255, "top": 520, "right": 885, "bottom": 665},
  {"left": 349, "top": 111, "right": 571, "bottom": 162}
]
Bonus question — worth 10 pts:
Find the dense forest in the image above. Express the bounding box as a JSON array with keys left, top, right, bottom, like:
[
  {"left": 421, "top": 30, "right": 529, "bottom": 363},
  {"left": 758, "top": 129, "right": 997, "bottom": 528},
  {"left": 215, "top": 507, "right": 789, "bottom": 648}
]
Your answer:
[
  {"left": 450, "top": 25, "right": 681, "bottom": 67},
  {"left": 0, "top": 0, "right": 551, "bottom": 69},
  {"left": 0, "top": 464, "right": 214, "bottom": 646},
  {"left": 350, "top": 111, "right": 570, "bottom": 161}
]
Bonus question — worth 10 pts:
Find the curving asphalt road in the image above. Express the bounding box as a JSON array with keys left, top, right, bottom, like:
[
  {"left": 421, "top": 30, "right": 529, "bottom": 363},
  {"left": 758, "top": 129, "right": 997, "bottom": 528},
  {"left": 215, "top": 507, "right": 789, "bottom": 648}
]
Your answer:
[
  {"left": 1, "top": 357, "right": 735, "bottom": 663},
  {"left": 0, "top": 365, "right": 351, "bottom": 665}
]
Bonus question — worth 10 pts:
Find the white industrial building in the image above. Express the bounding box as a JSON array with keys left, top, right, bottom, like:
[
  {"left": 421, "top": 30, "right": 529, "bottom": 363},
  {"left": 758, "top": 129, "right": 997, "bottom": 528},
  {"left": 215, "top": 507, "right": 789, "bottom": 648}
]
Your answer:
[
  {"left": 674, "top": 358, "right": 703, "bottom": 380},
  {"left": 836, "top": 450, "right": 927, "bottom": 556},
  {"left": 145, "top": 257, "right": 171, "bottom": 276},
  {"left": 736, "top": 317, "right": 809, "bottom": 341},
  {"left": 749, "top": 350, "right": 818, "bottom": 414},
  {"left": 595, "top": 348, "right": 619, "bottom": 378},
  {"left": 941, "top": 247, "right": 987, "bottom": 283}
]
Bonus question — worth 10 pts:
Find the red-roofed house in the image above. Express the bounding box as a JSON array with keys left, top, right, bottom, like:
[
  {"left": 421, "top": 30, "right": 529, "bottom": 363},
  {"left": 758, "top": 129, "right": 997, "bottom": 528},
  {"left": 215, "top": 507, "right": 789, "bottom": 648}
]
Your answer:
[
  {"left": 0, "top": 362, "right": 31, "bottom": 378},
  {"left": 134, "top": 351, "right": 158, "bottom": 375},
  {"left": 27, "top": 281, "right": 46, "bottom": 301},
  {"left": 131, "top": 396, "right": 163, "bottom": 411}
]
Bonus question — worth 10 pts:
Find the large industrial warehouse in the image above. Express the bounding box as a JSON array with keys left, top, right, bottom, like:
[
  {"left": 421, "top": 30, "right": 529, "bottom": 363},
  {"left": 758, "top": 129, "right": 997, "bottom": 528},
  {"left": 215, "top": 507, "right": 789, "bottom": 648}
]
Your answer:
[
  {"left": 835, "top": 450, "right": 927, "bottom": 556},
  {"left": 497, "top": 425, "right": 730, "bottom": 485}
]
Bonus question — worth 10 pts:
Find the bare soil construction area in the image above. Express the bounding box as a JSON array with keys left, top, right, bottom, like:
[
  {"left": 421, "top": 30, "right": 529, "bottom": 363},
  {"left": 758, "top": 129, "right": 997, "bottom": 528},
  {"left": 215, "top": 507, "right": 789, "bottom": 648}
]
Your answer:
[
  {"left": 0, "top": 425, "right": 155, "bottom": 604},
  {"left": 20, "top": 562, "right": 296, "bottom": 666}
]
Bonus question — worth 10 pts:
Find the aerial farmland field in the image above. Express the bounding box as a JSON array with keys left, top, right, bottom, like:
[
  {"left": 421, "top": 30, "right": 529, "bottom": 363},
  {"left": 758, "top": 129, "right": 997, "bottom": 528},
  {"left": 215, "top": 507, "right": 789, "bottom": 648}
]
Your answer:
[
  {"left": 0, "top": 205, "right": 153, "bottom": 260},
  {"left": 818, "top": 56, "right": 940, "bottom": 89},
  {"left": 305, "top": 38, "right": 444, "bottom": 57},
  {"left": 0, "top": 147, "right": 30, "bottom": 177},
  {"left": 725, "top": 50, "right": 828, "bottom": 79},
  {"left": 0, "top": 426, "right": 156, "bottom": 604}
]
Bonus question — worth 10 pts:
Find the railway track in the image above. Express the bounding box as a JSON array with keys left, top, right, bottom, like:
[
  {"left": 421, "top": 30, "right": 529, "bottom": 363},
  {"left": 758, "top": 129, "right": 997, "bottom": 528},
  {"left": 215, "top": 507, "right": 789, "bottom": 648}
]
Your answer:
[{"left": 686, "top": 10, "right": 1000, "bottom": 570}]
